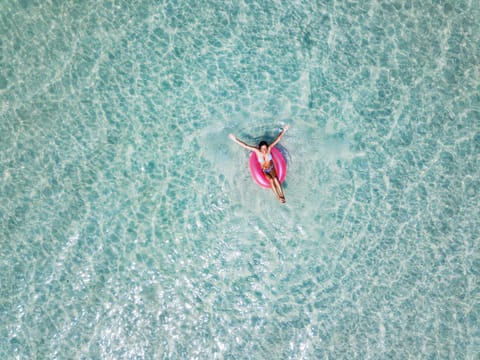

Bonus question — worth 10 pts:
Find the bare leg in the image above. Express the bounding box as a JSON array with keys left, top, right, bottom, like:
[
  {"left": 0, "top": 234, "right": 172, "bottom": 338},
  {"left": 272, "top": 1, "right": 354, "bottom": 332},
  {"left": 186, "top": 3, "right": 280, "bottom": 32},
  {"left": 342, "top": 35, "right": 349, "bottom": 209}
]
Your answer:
[
  {"left": 268, "top": 178, "right": 283, "bottom": 202},
  {"left": 265, "top": 172, "right": 285, "bottom": 203},
  {"left": 273, "top": 177, "right": 286, "bottom": 203}
]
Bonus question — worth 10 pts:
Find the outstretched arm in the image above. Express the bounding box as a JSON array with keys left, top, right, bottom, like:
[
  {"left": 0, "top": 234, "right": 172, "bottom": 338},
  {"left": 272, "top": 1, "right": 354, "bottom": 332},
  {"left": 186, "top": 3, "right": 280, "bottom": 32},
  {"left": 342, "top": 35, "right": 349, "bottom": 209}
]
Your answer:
[
  {"left": 229, "top": 134, "right": 258, "bottom": 151},
  {"left": 269, "top": 124, "right": 290, "bottom": 149}
]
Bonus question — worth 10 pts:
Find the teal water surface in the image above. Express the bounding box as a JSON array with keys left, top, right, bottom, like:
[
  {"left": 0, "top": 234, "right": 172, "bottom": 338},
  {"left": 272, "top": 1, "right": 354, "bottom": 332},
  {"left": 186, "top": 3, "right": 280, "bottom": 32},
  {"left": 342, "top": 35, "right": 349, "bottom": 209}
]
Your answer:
[{"left": 1, "top": 0, "right": 479, "bottom": 358}]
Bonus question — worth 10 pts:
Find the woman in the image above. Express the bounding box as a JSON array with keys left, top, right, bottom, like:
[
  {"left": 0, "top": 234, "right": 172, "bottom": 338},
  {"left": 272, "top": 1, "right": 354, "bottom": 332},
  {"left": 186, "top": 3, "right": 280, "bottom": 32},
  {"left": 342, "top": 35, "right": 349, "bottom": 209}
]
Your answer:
[{"left": 229, "top": 125, "right": 290, "bottom": 203}]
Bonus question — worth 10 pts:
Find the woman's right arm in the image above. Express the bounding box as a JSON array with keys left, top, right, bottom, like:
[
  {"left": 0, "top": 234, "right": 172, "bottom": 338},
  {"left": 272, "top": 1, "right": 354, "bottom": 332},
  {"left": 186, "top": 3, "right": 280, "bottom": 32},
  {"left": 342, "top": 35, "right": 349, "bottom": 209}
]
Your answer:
[
  {"left": 268, "top": 124, "right": 290, "bottom": 149},
  {"left": 229, "top": 134, "right": 257, "bottom": 151}
]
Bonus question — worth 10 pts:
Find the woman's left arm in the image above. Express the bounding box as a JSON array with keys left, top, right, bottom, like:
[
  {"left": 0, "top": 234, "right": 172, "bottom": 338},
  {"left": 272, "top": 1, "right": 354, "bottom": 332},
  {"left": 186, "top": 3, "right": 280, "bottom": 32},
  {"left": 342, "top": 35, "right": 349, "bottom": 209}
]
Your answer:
[
  {"left": 269, "top": 124, "right": 290, "bottom": 149},
  {"left": 229, "top": 134, "right": 258, "bottom": 151}
]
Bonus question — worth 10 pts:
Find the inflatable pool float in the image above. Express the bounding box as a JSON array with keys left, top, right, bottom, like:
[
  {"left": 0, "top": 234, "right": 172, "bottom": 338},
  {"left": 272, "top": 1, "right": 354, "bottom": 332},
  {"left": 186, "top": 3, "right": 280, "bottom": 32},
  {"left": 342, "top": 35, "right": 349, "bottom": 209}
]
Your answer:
[{"left": 249, "top": 147, "right": 287, "bottom": 188}]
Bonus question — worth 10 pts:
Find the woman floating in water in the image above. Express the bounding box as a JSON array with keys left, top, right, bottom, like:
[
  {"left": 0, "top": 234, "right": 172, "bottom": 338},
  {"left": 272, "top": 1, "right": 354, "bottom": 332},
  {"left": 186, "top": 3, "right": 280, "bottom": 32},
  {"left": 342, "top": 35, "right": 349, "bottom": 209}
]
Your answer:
[{"left": 229, "top": 125, "right": 290, "bottom": 203}]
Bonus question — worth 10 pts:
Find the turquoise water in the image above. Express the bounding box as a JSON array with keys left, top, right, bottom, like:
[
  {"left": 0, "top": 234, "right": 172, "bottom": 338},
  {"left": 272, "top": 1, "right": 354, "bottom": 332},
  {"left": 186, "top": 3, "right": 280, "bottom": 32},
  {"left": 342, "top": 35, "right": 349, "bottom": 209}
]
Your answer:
[{"left": 1, "top": 0, "right": 479, "bottom": 358}]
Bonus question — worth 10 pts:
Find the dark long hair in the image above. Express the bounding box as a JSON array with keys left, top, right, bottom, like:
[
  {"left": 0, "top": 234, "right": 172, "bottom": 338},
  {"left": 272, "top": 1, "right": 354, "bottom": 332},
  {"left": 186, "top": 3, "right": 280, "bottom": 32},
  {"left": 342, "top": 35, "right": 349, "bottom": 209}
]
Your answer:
[{"left": 258, "top": 141, "right": 268, "bottom": 149}]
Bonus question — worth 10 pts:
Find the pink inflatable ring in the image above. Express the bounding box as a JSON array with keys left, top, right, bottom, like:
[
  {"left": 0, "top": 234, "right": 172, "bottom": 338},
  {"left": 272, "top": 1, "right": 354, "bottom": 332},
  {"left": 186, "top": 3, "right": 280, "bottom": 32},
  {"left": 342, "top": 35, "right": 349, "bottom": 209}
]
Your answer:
[{"left": 249, "top": 147, "right": 287, "bottom": 188}]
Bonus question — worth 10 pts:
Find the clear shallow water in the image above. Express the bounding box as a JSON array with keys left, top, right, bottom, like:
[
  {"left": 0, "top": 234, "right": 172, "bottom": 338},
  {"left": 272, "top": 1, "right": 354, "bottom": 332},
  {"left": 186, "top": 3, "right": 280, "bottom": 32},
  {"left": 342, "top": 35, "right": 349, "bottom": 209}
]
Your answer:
[{"left": 1, "top": 0, "right": 479, "bottom": 358}]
